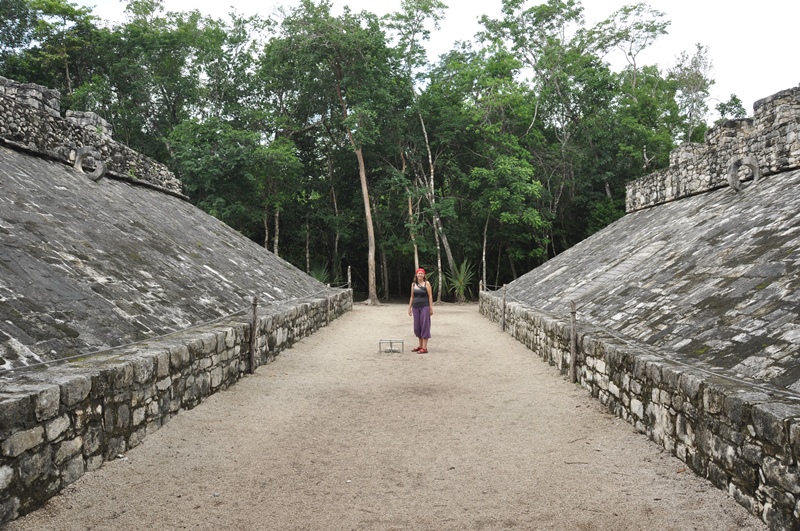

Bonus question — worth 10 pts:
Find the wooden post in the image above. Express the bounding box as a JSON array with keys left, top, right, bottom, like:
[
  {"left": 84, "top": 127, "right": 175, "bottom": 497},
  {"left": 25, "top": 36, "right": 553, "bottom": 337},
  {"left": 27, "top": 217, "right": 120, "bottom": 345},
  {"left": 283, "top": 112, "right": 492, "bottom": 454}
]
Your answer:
[
  {"left": 501, "top": 284, "right": 507, "bottom": 332},
  {"left": 249, "top": 295, "right": 258, "bottom": 374},
  {"left": 326, "top": 283, "right": 331, "bottom": 326},
  {"left": 569, "top": 300, "right": 577, "bottom": 383},
  {"left": 347, "top": 266, "right": 352, "bottom": 290}
]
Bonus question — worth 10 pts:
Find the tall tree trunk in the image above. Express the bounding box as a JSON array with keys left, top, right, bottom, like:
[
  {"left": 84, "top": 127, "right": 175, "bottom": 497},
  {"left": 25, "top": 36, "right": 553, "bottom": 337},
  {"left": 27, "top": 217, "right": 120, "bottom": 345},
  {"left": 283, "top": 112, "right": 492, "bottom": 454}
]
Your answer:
[
  {"left": 329, "top": 162, "right": 341, "bottom": 283},
  {"left": 432, "top": 220, "right": 443, "bottom": 303},
  {"left": 507, "top": 248, "right": 517, "bottom": 280},
  {"left": 409, "top": 194, "right": 419, "bottom": 270},
  {"left": 355, "top": 147, "right": 379, "bottom": 304},
  {"left": 413, "top": 172, "right": 455, "bottom": 275},
  {"left": 336, "top": 80, "right": 379, "bottom": 305},
  {"left": 334, "top": 229, "right": 340, "bottom": 282},
  {"left": 495, "top": 245, "right": 502, "bottom": 288},
  {"left": 549, "top": 181, "right": 565, "bottom": 257},
  {"left": 482, "top": 214, "right": 490, "bottom": 290},
  {"left": 434, "top": 214, "right": 456, "bottom": 274},
  {"left": 417, "top": 112, "right": 456, "bottom": 275},
  {"left": 400, "top": 155, "right": 420, "bottom": 271},
  {"left": 63, "top": 54, "right": 72, "bottom": 95},
  {"left": 305, "top": 221, "right": 310, "bottom": 273},
  {"left": 397, "top": 264, "right": 402, "bottom": 296},
  {"left": 380, "top": 245, "right": 389, "bottom": 301},
  {"left": 370, "top": 194, "right": 390, "bottom": 301},
  {"left": 273, "top": 210, "right": 280, "bottom": 257},
  {"left": 263, "top": 206, "right": 270, "bottom": 250}
]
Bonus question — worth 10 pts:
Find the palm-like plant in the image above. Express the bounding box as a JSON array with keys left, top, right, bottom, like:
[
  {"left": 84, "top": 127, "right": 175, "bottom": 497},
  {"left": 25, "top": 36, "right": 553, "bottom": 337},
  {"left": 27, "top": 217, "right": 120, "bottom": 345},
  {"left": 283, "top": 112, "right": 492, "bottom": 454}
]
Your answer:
[
  {"left": 446, "top": 259, "right": 475, "bottom": 303},
  {"left": 309, "top": 263, "right": 330, "bottom": 284}
]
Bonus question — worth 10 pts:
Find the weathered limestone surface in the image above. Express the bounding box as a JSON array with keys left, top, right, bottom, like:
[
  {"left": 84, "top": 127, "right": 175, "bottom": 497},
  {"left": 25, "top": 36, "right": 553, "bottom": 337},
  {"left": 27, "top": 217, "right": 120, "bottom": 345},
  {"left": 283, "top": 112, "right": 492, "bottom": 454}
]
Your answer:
[
  {"left": 494, "top": 168, "right": 799, "bottom": 392},
  {"left": 0, "top": 145, "right": 349, "bottom": 369},
  {"left": 0, "top": 76, "right": 182, "bottom": 194},
  {"left": 626, "top": 86, "right": 800, "bottom": 211},
  {"left": 482, "top": 86, "right": 800, "bottom": 530},
  {"left": 0, "top": 80, "right": 353, "bottom": 524}
]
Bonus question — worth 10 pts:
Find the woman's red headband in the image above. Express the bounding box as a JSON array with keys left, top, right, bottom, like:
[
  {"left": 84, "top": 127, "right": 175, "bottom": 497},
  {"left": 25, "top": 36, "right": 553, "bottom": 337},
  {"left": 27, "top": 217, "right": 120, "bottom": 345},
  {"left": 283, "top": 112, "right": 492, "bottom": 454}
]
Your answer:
[{"left": 416, "top": 268, "right": 425, "bottom": 275}]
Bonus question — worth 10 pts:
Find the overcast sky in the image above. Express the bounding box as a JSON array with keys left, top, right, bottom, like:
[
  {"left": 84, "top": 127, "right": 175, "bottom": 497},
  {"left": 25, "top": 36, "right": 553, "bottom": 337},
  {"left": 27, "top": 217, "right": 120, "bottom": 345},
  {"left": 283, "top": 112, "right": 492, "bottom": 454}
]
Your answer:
[{"left": 77, "top": 0, "right": 798, "bottom": 116}]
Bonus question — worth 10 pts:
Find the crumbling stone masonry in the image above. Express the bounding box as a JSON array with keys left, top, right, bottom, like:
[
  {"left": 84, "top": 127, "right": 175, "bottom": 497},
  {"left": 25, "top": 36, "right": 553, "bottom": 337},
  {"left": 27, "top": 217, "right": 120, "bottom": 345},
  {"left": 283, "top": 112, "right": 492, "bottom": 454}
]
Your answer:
[
  {"left": 0, "top": 76, "right": 182, "bottom": 195},
  {"left": 482, "top": 85, "right": 800, "bottom": 531},
  {"left": 481, "top": 298, "right": 799, "bottom": 530},
  {"left": 0, "top": 292, "right": 351, "bottom": 523},
  {"left": 0, "top": 76, "right": 354, "bottom": 524},
  {"left": 626, "top": 86, "right": 800, "bottom": 212}
]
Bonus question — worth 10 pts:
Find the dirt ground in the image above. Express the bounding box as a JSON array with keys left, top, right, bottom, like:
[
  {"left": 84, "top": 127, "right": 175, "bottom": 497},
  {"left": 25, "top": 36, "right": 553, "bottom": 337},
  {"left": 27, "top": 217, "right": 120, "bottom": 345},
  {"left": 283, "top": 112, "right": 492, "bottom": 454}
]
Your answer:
[{"left": 8, "top": 303, "right": 767, "bottom": 531}]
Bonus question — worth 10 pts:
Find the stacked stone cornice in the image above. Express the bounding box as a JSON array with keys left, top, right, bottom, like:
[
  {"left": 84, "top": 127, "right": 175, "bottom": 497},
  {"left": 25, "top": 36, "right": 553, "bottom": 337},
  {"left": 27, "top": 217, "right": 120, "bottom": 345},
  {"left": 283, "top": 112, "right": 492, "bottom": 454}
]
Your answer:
[
  {"left": 0, "top": 76, "right": 183, "bottom": 195},
  {"left": 626, "top": 86, "right": 800, "bottom": 212},
  {"left": 0, "top": 291, "right": 351, "bottom": 523},
  {"left": 480, "top": 294, "right": 800, "bottom": 530}
]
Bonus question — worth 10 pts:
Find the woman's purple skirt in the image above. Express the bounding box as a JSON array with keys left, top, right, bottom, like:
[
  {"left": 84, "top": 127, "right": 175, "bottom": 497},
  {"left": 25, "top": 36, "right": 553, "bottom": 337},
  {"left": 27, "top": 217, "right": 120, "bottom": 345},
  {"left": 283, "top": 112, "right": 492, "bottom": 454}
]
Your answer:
[{"left": 412, "top": 307, "right": 431, "bottom": 339}]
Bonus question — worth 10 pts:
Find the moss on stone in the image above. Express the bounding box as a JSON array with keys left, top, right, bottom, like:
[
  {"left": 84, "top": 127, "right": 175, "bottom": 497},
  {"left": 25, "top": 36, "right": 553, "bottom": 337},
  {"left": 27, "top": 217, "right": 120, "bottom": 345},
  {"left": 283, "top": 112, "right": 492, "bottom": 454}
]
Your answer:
[{"left": 52, "top": 323, "right": 80, "bottom": 339}]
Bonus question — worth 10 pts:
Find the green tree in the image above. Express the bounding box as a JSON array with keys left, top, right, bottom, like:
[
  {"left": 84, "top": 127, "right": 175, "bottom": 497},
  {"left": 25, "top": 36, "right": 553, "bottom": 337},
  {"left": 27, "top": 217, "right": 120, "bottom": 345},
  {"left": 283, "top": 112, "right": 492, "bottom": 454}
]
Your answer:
[
  {"left": 1, "top": 0, "right": 101, "bottom": 101},
  {"left": 481, "top": 0, "right": 604, "bottom": 254},
  {"left": 384, "top": 0, "right": 457, "bottom": 293},
  {"left": 259, "top": 136, "right": 303, "bottom": 255},
  {"left": 191, "top": 12, "right": 270, "bottom": 125},
  {"left": 430, "top": 44, "right": 546, "bottom": 285},
  {"left": 715, "top": 93, "right": 746, "bottom": 121},
  {"left": 669, "top": 43, "right": 714, "bottom": 143},
  {"left": 478, "top": 0, "right": 684, "bottom": 255},
  {"left": 273, "top": 0, "right": 403, "bottom": 305},
  {"left": 168, "top": 118, "right": 264, "bottom": 239},
  {"left": 69, "top": 0, "right": 199, "bottom": 159},
  {"left": 0, "top": 0, "right": 37, "bottom": 57},
  {"left": 592, "top": 2, "right": 669, "bottom": 98}
]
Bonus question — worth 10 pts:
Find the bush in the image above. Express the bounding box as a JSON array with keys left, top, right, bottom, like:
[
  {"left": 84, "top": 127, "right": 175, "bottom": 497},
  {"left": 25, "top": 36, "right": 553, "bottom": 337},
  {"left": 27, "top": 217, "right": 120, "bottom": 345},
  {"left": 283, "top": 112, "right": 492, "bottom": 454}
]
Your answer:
[{"left": 446, "top": 259, "right": 475, "bottom": 303}]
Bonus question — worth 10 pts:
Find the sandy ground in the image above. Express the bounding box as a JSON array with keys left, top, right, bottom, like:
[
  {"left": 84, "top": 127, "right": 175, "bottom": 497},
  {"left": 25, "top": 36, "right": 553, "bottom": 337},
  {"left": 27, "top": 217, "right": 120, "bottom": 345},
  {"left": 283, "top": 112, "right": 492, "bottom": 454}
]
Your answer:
[{"left": 8, "top": 303, "right": 767, "bottom": 531}]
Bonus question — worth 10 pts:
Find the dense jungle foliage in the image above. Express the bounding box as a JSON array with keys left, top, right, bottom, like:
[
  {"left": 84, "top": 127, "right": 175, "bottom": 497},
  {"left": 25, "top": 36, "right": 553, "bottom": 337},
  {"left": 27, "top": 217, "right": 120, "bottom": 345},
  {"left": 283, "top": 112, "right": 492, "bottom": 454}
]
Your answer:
[{"left": 0, "top": 0, "right": 746, "bottom": 302}]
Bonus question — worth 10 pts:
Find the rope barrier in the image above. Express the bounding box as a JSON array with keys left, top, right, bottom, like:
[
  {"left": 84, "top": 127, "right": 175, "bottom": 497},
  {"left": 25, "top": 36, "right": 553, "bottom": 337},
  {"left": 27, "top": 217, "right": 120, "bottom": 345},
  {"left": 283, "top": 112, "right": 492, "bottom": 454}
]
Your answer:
[
  {"left": 481, "top": 283, "right": 526, "bottom": 304},
  {"left": 581, "top": 319, "right": 800, "bottom": 400},
  {"left": 0, "top": 308, "right": 248, "bottom": 375},
  {"left": 0, "top": 285, "right": 351, "bottom": 376},
  {"left": 480, "top": 286, "right": 800, "bottom": 400}
]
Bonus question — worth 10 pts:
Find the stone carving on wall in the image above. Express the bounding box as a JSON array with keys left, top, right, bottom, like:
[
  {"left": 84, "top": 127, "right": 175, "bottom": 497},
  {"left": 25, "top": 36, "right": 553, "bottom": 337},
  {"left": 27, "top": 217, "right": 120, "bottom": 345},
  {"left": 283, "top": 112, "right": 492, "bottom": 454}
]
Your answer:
[
  {"left": 626, "top": 86, "right": 800, "bottom": 211},
  {"left": 73, "top": 146, "right": 106, "bottom": 181},
  {"left": 0, "top": 76, "right": 183, "bottom": 195},
  {"left": 727, "top": 155, "right": 761, "bottom": 191}
]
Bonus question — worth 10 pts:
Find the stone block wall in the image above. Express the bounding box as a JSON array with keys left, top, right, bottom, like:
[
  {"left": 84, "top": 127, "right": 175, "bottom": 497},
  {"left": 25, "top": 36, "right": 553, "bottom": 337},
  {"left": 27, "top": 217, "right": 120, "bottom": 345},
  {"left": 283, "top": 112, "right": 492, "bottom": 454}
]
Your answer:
[
  {"left": 626, "top": 86, "right": 800, "bottom": 212},
  {"left": 0, "top": 76, "right": 183, "bottom": 195},
  {"left": 0, "top": 290, "right": 352, "bottom": 524},
  {"left": 480, "top": 292, "right": 800, "bottom": 530}
]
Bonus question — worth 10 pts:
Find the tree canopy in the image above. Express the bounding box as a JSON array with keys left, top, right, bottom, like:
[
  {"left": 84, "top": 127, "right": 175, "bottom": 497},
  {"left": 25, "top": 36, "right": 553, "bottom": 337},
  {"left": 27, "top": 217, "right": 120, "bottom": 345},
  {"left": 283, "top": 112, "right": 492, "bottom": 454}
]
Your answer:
[{"left": 0, "top": 0, "right": 733, "bottom": 300}]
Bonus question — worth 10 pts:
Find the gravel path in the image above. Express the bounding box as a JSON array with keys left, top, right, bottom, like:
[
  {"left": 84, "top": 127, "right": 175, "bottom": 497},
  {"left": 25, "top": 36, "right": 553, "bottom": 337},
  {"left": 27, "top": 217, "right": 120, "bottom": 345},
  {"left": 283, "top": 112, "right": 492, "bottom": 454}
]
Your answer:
[{"left": 8, "top": 303, "right": 767, "bottom": 531}]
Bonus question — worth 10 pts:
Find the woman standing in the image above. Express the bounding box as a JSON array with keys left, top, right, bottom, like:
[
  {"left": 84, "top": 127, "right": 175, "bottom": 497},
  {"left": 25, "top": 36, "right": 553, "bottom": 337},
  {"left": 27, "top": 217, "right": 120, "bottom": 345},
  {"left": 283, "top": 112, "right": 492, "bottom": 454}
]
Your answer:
[{"left": 408, "top": 268, "right": 433, "bottom": 353}]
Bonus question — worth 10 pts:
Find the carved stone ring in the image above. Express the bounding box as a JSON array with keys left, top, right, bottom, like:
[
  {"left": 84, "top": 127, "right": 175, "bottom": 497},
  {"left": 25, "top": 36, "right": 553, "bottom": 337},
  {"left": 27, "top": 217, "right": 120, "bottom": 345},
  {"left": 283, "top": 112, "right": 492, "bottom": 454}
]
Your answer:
[
  {"left": 727, "top": 156, "right": 760, "bottom": 191},
  {"left": 74, "top": 146, "right": 107, "bottom": 182}
]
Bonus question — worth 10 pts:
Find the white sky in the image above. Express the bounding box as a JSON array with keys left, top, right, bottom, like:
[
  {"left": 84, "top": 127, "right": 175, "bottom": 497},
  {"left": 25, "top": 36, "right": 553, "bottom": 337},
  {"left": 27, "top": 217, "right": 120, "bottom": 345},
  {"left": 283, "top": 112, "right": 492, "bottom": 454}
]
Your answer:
[{"left": 77, "top": 0, "right": 799, "bottom": 117}]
